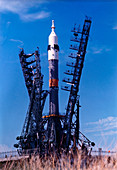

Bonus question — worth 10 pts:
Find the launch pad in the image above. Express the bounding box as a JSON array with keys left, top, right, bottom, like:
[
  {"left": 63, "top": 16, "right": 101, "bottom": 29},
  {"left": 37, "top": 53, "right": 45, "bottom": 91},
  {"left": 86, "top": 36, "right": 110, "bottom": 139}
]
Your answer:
[{"left": 14, "top": 17, "right": 95, "bottom": 155}]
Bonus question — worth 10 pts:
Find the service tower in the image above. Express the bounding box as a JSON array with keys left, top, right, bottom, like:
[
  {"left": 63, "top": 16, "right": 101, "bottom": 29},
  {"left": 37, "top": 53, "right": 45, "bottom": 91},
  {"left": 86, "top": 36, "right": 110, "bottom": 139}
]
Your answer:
[{"left": 47, "top": 20, "right": 61, "bottom": 148}]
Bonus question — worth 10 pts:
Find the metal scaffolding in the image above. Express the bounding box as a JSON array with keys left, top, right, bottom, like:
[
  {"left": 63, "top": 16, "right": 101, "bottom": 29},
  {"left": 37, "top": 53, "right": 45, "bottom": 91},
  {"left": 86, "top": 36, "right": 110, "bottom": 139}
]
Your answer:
[
  {"left": 14, "top": 48, "right": 48, "bottom": 152},
  {"left": 14, "top": 17, "right": 95, "bottom": 155},
  {"left": 62, "top": 17, "right": 95, "bottom": 150}
]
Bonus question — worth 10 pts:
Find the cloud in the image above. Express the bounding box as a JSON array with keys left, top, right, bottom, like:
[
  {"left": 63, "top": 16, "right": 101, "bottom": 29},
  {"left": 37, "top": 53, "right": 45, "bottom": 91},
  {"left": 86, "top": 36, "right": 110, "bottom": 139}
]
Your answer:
[
  {"left": 90, "top": 46, "right": 111, "bottom": 54},
  {"left": 20, "top": 11, "right": 50, "bottom": 22},
  {"left": 95, "top": 130, "right": 117, "bottom": 136},
  {"left": 10, "top": 38, "right": 23, "bottom": 44},
  {"left": 105, "top": 48, "right": 111, "bottom": 52},
  {"left": 85, "top": 116, "right": 117, "bottom": 136},
  {"left": 0, "top": 0, "right": 50, "bottom": 21},
  {"left": 113, "top": 142, "right": 117, "bottom": 151},
  {"left": 0, "top": 20, "right": 11, "bottom": 45},
  {"left": 87, "top": 116, "right": 117, "bottom": 125},
  {"left": 0, "top": 144, "right": 13, "bottom": 152},
  {"left": 112, "top": 25, "right": 117, "bottom": 30},
  {"left": 0, "top": 35, "right": 7, "bottom": 45},
  {"left": 7, "top": 21, "right": 11, "bottom": 26},
  {"left": 10, "top": 38, "right": 24, "bottom": 48},
  {"left": 93, "top": 48, "right": 103, "bottom": 54}
]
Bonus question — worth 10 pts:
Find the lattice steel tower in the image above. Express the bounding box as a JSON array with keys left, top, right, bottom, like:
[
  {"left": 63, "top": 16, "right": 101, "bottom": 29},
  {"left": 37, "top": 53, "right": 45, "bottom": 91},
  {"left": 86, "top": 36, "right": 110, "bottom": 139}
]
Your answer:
[{"left": 14, "top": 17, "right": 95, "bottom": 154}]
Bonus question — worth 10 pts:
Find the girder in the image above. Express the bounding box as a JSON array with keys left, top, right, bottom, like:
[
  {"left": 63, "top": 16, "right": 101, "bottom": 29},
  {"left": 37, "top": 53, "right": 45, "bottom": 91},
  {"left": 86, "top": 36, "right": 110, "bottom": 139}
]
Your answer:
[
  {"left": 15, "top": 48, "right": 48, "bottom": 151},
  {"left": 14, "top": 17, "right": 95, "bottom": 155},
  {"left": 62, "top": 17, "right": 92, "bottom": 149}
]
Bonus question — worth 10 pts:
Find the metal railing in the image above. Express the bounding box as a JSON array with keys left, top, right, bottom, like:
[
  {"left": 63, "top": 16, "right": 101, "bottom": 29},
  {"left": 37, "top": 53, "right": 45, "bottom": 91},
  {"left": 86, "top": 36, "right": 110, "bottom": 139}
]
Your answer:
[
  {"left": 92, "top": 149, "right": 117, "bottom": 156},
  {"left": 0, "top": 150, "right": 19, "bottom": 159},
  {"left": 0, "top": 148, "right": 38, "bottom": 161},
  {"left": 0, "top": 148, "right": 116, "bottom": 161}
]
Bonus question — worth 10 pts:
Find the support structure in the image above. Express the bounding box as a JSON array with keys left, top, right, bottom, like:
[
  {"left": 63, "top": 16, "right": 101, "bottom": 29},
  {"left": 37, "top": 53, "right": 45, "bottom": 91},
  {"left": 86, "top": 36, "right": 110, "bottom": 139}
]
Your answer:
[
  {"left": 14, "top": 17, "right": 95, "bottom": 155},
  {"left": 14, "top": 48, "right": 48, "bottom": 151},
  {"left": 62, "top": 17, "right": 95, "bottom": 150}
]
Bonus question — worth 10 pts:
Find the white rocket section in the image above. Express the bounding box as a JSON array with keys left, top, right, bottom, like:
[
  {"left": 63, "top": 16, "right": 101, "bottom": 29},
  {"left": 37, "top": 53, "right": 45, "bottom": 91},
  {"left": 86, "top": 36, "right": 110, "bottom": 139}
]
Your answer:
[{"left": 48, "top": 20, "right": 59, "bottom": 61}]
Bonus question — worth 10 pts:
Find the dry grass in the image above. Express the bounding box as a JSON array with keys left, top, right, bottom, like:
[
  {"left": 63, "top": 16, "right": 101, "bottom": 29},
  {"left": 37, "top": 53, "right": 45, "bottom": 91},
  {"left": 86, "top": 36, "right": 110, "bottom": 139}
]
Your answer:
[{"left": 2, "top": 151, "right": 117, "bottom": 170}]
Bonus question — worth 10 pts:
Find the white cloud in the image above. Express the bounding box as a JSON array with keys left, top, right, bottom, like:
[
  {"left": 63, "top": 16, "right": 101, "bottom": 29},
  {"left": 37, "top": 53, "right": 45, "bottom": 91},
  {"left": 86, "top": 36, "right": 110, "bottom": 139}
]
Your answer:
[
  {"left": 0, "top": 0, "right": 50, "bottom": 21},
  {"left": 95, "top": 130, "right": 117, "bottom": 136},
  {"left": 0, "top": 144, "right": 13, "bottom": 152},
  {"left": 112, "top": 25, "right": 117, "bottom": 30},
  {"left": 7, "top": 21, "right": 11, "bottom": 26},
  {"left": 0, "top": 35, "right": 7, "bottom": 45},
  {"left": 85, "top": 116, "right": 117, "bottom": 136},
  {"left": 93, "top": 48, "right": 103, "bottom": 54},
  {"left": 20, "top": 11, "right": 50, "bottom": 21},
  {"left": 105, "top": 48, "right": 111, "bottom": 52},
  {"left": 10, "top": 38, "right": 23, "bottom": 44},
  {"left": 112, "top": 142, "right": 117, "bottom": 151},
  {"left": 10, "top": 38, "right": 24, "bottom": 48},
  {"left": 90, "top": 46, "right": 111, "bottom": 54},
  {"left": 90, "top": 47, "right": 100, "bottom": 54},
  {"left": 87, "top": 116, "right": 117, "bottom": 125}
]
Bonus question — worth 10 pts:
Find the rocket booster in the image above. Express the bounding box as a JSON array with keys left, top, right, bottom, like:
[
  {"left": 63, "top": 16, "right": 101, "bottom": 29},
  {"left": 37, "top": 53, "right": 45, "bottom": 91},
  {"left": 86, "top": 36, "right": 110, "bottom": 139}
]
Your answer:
[{"left": 48, "top": 20, "right": 59, "bottom": 115}]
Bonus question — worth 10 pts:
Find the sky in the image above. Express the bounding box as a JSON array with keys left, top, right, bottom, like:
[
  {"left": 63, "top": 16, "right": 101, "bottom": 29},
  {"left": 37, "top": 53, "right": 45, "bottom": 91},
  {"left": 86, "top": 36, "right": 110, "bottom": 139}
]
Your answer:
[{"left": 0, "top": 0, "right": 117, "bottom": 152}]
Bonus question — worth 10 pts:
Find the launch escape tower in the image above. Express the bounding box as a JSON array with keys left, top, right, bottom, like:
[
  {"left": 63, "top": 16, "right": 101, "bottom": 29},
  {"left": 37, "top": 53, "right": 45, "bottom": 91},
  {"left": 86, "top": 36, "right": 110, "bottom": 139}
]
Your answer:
[{"left": 14, "top": 17, "right": 95, "bottom": 154}]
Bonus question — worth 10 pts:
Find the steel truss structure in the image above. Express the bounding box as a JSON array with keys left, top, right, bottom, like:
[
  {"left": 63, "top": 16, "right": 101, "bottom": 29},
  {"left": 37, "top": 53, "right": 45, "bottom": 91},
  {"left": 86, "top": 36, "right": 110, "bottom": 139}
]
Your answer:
[
  {"left": 14, "top": 48, "right": 48, "bottom": 151},
  {"left": 62, "top": 17, "right": 95, "bottom": 150},
  {"left": 14, "top": 17, "right": 95, "bottom": 155}
]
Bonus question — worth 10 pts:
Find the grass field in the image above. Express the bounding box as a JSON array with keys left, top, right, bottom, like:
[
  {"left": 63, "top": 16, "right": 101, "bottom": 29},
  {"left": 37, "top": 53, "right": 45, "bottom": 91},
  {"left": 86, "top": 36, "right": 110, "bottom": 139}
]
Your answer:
[{"left": 0, "top": 151, "right": 117, "bottom": 170}]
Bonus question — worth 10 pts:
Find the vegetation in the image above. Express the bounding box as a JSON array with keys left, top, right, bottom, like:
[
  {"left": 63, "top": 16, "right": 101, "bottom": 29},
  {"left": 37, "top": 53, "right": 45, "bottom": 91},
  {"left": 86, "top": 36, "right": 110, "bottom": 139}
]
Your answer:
[{"left": 1, "top": 150, "right": 117, "bottom": 170}]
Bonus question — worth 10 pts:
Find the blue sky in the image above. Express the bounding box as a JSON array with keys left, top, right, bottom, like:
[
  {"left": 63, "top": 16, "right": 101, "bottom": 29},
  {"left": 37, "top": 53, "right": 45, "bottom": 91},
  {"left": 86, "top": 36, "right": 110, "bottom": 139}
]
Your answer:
[{"left": 0, "top": 0, "right": 117, "bottom": 152}]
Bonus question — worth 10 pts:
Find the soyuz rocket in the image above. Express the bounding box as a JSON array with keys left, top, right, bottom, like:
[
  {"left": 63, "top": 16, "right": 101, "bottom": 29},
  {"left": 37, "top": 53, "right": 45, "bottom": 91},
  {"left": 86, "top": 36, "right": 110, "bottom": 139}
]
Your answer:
[
  {"left": 47, "top": 20, "right": 61, "bottom": 146},
  {"left": 48, "top": 20, "right": 59, "bottom": 116}
]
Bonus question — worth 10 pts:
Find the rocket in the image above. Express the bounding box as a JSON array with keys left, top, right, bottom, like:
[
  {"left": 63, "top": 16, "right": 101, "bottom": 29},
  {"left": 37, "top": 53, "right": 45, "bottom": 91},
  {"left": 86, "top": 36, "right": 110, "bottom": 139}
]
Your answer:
[
  {"left": 47, "top": 20, "right": 61, "bottom": 147},
  {"left": 48, "top": 20, "right": 59, "bottom": 116}
]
